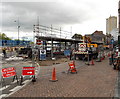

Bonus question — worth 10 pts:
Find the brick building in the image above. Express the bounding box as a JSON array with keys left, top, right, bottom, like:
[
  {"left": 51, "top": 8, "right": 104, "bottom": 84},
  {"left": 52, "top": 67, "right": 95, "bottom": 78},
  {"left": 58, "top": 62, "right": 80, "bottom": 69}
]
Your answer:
[{"left": 85, "top": 30, "right": 106, "bottom": 44}]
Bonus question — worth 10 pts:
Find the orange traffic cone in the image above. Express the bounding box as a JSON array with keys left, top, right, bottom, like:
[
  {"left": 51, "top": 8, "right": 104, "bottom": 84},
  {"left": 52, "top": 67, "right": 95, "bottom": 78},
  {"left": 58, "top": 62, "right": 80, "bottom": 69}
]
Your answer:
[
  {"left": 49, "top": 67, "right": 58, "bottom": 82},
  {"left": 91, "top": 59, "right": 94, "bottom": 65}
]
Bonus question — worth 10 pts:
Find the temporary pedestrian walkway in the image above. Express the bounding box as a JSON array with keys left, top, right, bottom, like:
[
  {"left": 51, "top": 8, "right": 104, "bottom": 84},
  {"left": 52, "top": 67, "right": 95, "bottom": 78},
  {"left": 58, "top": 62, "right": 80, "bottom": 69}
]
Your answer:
[{"left": 8, "top": 57, "right": 118, "bottom": 98}]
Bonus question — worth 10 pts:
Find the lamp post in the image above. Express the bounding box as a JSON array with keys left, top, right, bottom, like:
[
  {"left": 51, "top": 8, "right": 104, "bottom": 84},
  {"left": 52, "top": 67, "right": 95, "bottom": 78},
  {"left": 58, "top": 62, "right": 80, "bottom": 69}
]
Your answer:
[{"left": 14, "top": 18, "right": 20, "bottom": 46}]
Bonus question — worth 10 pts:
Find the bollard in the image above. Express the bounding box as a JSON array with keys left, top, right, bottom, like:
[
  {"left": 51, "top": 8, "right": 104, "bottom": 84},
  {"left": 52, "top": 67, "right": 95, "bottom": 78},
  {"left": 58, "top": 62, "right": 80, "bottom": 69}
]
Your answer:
[
  {"left": 12, "top": 75, "right": 16, "bottom": 82},
  {"left": 20, "top": 75, "right": 23, "bottom": 85},
  {"left": 12, "top": 75, "right": 19, "bottom": 84},
  {"left": 32, "top": 75, "right": 36, "bottom": 84}
]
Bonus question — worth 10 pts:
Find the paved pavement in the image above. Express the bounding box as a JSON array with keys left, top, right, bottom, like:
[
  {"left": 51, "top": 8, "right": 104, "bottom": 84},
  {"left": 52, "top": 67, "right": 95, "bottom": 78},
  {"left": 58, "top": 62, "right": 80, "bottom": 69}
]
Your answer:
[
  {"left": 115, "top": 71, "right": 120, "bottom": 98},
  {"left": 6, "top": 57, "right": 118, "bottom": 98},
  {"left": 118, "top": 72, "right": 120, "bottom": 98}
]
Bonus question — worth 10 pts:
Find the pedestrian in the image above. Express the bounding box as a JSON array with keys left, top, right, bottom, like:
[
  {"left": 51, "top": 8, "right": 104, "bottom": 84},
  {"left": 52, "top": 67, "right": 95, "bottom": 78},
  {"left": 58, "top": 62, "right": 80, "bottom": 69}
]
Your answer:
[
  {"left": 2, "top": 48, "right": 7, "bottom": 58},
  {"left": 70, "top": 49, "right": 73, "bottom": 60},
  {"left": 83, "top": 54, "right": 88, "bottom": 61},
  {"left": 111, "top": 51, "right": 114, "bottom": 64},
  {"left": 10, "top": 47, "right": 13, "bottom": 56}
]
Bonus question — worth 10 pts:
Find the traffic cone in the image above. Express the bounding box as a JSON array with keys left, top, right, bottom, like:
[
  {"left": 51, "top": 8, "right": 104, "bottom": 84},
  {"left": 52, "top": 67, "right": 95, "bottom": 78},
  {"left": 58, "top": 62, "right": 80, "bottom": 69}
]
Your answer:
[
  {"left": 91, "top": 59, "right": 94, "bottom": 65},
  {"left": 32, "top": 75, "right": 36, "bottom": 83},
  {"left": 49, "top": 67, "right": 58, "bottom": 82}
]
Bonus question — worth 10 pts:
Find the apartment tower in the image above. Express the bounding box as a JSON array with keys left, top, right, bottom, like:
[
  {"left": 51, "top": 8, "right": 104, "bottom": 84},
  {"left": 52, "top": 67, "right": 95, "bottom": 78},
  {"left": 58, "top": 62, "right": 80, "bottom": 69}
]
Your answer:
[{"left": 106, "top": 16, "right": 117, "bottom": 35}]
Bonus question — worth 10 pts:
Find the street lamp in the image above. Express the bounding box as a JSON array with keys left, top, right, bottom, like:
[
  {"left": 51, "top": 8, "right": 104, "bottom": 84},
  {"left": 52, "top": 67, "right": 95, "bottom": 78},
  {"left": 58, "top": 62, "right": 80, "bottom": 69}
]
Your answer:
[{"left": 14, "top": 18, "right": 20, "bottom": 46}]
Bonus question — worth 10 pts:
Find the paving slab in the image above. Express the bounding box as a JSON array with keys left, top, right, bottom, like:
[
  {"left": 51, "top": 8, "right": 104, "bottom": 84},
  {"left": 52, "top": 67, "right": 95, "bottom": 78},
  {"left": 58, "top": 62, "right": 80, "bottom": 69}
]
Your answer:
[{"left": 7, "top": 58, "right": 118, "bottom": 98}]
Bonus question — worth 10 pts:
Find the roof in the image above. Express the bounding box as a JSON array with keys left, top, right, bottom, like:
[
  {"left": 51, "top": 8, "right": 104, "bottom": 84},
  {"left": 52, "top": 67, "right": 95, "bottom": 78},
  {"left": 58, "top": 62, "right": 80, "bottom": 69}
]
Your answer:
[{"left": 35, "top": 36, "right": 83, "bottom": 43}]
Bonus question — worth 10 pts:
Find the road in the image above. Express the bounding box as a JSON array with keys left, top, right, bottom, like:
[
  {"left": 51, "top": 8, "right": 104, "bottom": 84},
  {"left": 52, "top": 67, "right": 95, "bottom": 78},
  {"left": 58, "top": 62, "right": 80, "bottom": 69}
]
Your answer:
[
  {"left": 0, "top": 56, "right": 39, "bottom": 98},
  {"left": 0, "top": 55, "right": 85, "bottom": 98}
]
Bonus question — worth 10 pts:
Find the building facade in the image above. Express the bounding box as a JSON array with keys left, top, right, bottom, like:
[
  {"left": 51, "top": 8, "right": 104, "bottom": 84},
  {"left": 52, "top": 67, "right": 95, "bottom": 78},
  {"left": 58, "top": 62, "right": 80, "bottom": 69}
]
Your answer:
[
  {"left": 110, "top": 28, "right": 119, "bottom": 41},
  {"left": 85, "top": 30, "right": 106, "bottom": 44},
  {"left": 118, "top": 0, "right": 120, "bottom": 51},
  {"left": 106, "top": 16, "right": 117, "bottom": 35}
]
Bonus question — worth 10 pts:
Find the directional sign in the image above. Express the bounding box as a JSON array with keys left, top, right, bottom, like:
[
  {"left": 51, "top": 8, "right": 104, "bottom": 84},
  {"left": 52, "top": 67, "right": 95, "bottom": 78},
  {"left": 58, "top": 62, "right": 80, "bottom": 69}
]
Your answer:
[
  {"left": 22, "top": 67, "right": 35, "bottom": 75},
  {"left": 2, "top": 67, "right": 16, "bottom": 78}
]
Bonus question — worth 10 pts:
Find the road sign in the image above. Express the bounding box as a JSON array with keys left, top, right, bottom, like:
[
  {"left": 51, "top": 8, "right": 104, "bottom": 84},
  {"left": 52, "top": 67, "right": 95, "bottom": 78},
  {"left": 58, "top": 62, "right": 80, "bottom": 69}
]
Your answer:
[
  {"left": 79, "top": 43, "right": 86, "bottom": 51},
  {"left": 40, "top": 50, "right": 46, "bottom": 60},
  {"left": 79, "top": 43, "right": 86, "bottom": 47},
  {"left": 36, "top": 39, "right": 42, "bottom": 45},
  {"left": 22, "top": 67, "right": 35, "bottom": 75},
  {"left": 2, "top": 67, "right": 16, "bottom": 78},
  {"left": 64, "top": 49, "right": 70, "bottom": 56}
]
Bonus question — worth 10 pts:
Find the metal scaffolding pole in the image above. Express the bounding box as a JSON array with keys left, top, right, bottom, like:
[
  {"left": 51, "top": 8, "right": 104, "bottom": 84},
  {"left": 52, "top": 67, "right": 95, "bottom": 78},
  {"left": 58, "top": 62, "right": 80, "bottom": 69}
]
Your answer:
[{"left": 51, "top": 24, "right": 53, "bottom": 59}]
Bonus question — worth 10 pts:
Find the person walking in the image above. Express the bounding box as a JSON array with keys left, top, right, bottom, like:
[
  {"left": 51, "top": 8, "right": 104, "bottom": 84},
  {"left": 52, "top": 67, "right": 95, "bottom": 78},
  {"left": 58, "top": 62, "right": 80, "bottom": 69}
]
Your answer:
[
  {"left": 2, "top": 48, "right": 7, "bottom": 58},
  {"left": 111, "top": 51, "right": 114, "bottom": 65}
]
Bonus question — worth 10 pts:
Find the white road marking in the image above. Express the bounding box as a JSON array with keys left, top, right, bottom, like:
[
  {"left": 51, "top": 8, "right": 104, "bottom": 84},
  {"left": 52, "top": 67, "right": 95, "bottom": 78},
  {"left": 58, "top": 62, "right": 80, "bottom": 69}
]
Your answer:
[
  {"left": 0, "top": 85, "right": 10, "bottom": 91},
  {"left": 35, "top": 67, "right": 40, "bottom": 77},
  {"left": 6, "top": 80, "right": 31, "bottom": 98},
  {"left": 35, "top": 70, "right": 38, "bottom": 75},
  {"left": 9, "top": 86, "right": 21, "bottom": 92},
  {"left": 0, "top": 94, "right": 8, "bottom": 98},
  {"left": 23, "top": 80, "right": 30, "bottom": 84},
  {"left": 10, "top": 80, "right": 19, "bottom": 84}
]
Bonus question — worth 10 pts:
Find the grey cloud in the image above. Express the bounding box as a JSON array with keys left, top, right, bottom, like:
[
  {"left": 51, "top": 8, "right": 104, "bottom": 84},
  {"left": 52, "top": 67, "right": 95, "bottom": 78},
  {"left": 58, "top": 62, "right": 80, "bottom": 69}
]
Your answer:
[{"left": 1, "top": 2, "right": 96, "bottom": 33}]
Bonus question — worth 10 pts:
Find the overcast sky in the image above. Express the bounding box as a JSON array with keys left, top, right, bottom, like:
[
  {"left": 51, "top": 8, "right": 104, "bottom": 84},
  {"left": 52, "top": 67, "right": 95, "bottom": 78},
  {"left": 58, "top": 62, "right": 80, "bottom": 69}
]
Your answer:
[{"left": 0, "top": 0, "right": 119, "bottom": 40}]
